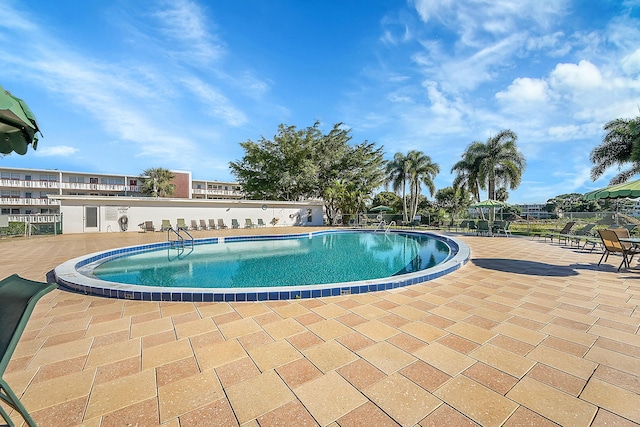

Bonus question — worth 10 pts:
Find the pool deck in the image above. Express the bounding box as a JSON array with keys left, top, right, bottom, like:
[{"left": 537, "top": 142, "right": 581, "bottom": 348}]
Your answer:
[{"left": 1, "top": 227, "right": 639, "bottom": 426}]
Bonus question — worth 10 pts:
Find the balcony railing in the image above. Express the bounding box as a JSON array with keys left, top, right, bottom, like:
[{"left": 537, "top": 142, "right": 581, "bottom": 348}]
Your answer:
[
  {"left": 192, "top": 188, "right": 244, "bottom": 197},
  {"left": 0, "top": 179, "right": 60, "bottom": 189},
  {"left": 0, "top": 198, "right": 60, "bottom": 206},
  {"left": 60, "top": 183, "right": 140, "bottom": 192},
  {"left": 8, "top": 214, "right": 62, "bottom": 223}
]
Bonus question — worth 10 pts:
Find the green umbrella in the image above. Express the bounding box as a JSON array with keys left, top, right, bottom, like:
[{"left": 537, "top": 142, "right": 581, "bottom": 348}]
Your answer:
[
  {"left": 369, "top": 205, "right": 393, "bottom": 212},
  {"left": 584, "top": 179, "right": 640, "bottom": 200},
  {"left": 470, "top": 199, "right": 507, "bottom": 208},
  {"left": 0, "top": 84, "right": 41, "bottom": 155}
]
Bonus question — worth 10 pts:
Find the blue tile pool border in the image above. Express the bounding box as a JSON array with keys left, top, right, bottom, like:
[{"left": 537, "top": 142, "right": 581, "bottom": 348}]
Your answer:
[{"left": 54, "top": 229, "right": 470, "bottom": 301}]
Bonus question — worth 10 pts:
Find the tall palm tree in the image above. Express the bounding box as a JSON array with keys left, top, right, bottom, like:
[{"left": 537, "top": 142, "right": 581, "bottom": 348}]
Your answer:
[
  {"left": 140, "top": 167, "right": 175, "bottom": 197},
  {"left": 405, "top": 150, "right": 439, "bottom": 221},
  {"left": 385, "top": 153, "right": 409, "bottom": 222},
  {"left": 451, "top": 145, "right": 483, "bottom": 202},
  {"left": 590, "top": 116, "right": 640, "bottom": 185},
  {"left": 453, "top": 130, "right": 525, "bottom": 221}
]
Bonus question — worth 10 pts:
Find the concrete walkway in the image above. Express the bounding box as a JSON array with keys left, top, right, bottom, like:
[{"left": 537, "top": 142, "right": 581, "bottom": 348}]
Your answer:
[{"left": 1, "top": 227, "right": 639, "bottom": 426}]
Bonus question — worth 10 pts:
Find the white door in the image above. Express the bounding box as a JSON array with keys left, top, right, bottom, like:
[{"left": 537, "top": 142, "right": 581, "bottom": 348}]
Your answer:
[{"left": 84, "top": 206, "right": 99, "bottom": 232}]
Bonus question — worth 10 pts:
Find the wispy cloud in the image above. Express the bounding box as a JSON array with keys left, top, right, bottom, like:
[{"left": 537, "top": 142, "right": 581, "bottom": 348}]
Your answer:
[{"left": 34, "top": 145, "right": 78, "bottom": 157}]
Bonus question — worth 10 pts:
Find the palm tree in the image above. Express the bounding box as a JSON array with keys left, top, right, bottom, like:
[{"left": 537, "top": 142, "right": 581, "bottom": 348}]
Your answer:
[
  {"left": 140, "top": 167, "right": 175, "bottom": 197},
  {"left": 590, "top": 116, "right": 640, "bottom": 185},
  {"left": 453, "top": 130, "right": 525, "bottom": 221},
  {"left": 385, "top": 153, "right": 409, "bottom": 222},
  {"left": 405, "top": 150, "right": 439, "bottom": 221},
  {"left": 451, "top": 147, "right": 483, "bottom": 202}
]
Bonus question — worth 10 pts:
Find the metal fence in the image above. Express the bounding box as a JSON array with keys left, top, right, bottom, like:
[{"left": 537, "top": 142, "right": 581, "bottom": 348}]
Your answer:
[{"left": 0, "top": 214, "right": 62, "bottom": 237}]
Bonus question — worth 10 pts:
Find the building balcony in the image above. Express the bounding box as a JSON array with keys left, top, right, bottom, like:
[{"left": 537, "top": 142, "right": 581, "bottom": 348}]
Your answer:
[
  {"left": 0, "top": 197, "right": 61, "bottom": 206},
  {"left": 60, "top": 183, "right": 140, "bottom": 193},
  {"left": 0, "top": 179, "right": 60, "bottom": 189},
  {"left": 192, "top": 188, "right": 244, "bottom": 198}
]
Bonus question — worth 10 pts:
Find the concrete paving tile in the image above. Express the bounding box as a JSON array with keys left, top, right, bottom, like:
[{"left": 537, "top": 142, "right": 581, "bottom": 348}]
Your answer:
[
  {"left": 588, "top": 324, "right": 640, "bottom": 348},
  {"left": 92, "top": 329, "right": 131, "bottom": 349},
  {"left": 539, "top": 323, "right": 597, "bottom": 347},
  {"left": 507, "top": 377, "right": 596, "bottom": 427},
  {"left": 389, "top": 304, "right": 429, "bottom": 321},
  {"left": 349, "top": 303, "right": 389, "bottom": 320},
  {"left": 434, "top": 374, "right": 517, "bottom": 427},
  {"left": 386, "top": 331, "right": 428, "bottom": 353},
  {"left": 303, "top": 340, "right": 358, "bottom": 373},
  {"left": 295, "top": 371, "right": 367, "bottom": 426},
  {"left": 310, "top": 303, "right": 349, "bottom": 319},
  {"left": 86, "top": 369, "right": 157, "bottom": 420},
  {"left": 502, "top": 406, "right": 560, "bottom": 427},
  {"left": 353, "top": 319, "right": 398, "bottom": 341},
  {"left": 157, "top": 356, "right": 200, "bottom": 388},
  {"left": 28, "top": 337, "right": 93, "bottom": 367},
  {"left": 378, "top": 313, "right": 411, "bottom": 328},
  {"left": 469, "top": 343, "right": 535, "bottom": 378},
  {"left": 446, "top": 321, "right": 497, "bottom": 344},
  {"left": 142, "top": 338, "right": 193, "bottom": 370},
  {"left": 174, "top": 317, "right": 217, "bottom": 339},
  {"left": 463, "top": 362, "right": 518, "bottom": 395},
  {"left": 249, "top": 339, "right": 302, "bottom": 371},
  {"left": 413, "top": 342, "right": 475, "bottom": 376},
  {"left": 288, "top": 330, "right": 324, "bottom": 351},
  {"left": 591, "top": 409, "right": 640, "bottom": 427},
  {"left": 269, "top": 302, "right": 310, "bottom": 319},
  {"left": 334, "top": 312, "right": 367, "bottom": 327},
  {"left": 193, "top": 338, "right": 247, "bottom": 370},
  {"left": 84, "top": 317, "right": 131, "bottom": 338},
  {"left": 236, "top": 330, "right": 274, "bottom": 351},
  {"left": 258, "top": 399, "right": 318, "bottom": 427},
  {"left": 527, "top": 363, "right": 586, "bottom": 396},
  {"left": 400, "top": 360, "right": 450, "bottom": 392},
  {"left": 437, "top": 333, "right": 479, "bottom": 354},
  {"left": 86, "top": 338, "right": 141, "bottom": 368},
  {"left": 307, "top": 318, "right": 352, "bottom": 340},
  {"left": 30, "top": 395, "right": 88, "bottom": 427},
  {"left": 276, "top": 358, "right": 323, "bottom": 389},
  {"left": 585, "top": 345, "right": 640, "bottom": 377},
  {"left": 262, "top": 317, "right": 307, "bottom": 340},
  {"left": 492, "top": 322, "right": 546, "bottom": 346},
  {"left": 159, "top": 369, "right": 224, "bottom": 422},
  {"left": 232, "top": 301, "right": 273, "bottom": 318},
  {"left": 399, "top": 320, "right": 447, "bottom": 343},
  {"left": 337, "top": 401, "right": 400, "bottom": 427},
  {"left": 365, "top": 372, "right": 441, "bottom": 426},
  {"left": 217, "top": 317, "right": 262, "bottom": 339},
  {"left": 95, "top": 356, "right": 140, "bottom": 385},
  {"left": 540, "top": 335, "right": 589, "bottom": 357},
  {"left": 419, "top": 404, "right": 480, "bottom": 427},
  {"left": 227, "top": 370, "right": 295, "bottom": 424},
  {"left": 178, "top": 398, "right": 239, "bottom": 427},
  {"left": 357, "top": 341, "right": 416, "bottom": 375},
  {"left": 215, "top": 356, "right": 260, "bottom": 388},
  {"left": 528, "top": 343, "right": 598, "bottom": 380},
  {"left": 592, "top": 365, "right": 640, "bottom": 394},
  {"left": 31, "top": 355, "right": 86, "bottom": 384},
  {"left": 131, "top": 316, "right": 174, "bottom": 338},
  {"left": 100, "top": 397, "right": 160, "bottom": 427}
]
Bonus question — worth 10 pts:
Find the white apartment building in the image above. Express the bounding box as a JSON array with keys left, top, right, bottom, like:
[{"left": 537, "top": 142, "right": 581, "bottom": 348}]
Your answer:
[{"left": 0, "top": 166, "right": 244, "bottom": 217}]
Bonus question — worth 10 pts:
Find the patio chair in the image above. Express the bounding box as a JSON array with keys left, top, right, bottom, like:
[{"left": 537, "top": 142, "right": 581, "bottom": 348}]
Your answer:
[
  {"left": 160, "top": 219, "right": 172, "bottom": 231},
  {"left": 257, "top": 218, "right": 266, "bottom": 227},
  {"left": 564, "top": 223, "right": 596, "bottom": 247},
  {"left": 245, "top": 218, "right": 257, "bottom": 228},
  {"left": 217, "top": 219, "right": 228, "bottom": 229},
  {"left": 0, "top": 274, "right": 57, "bottom": 427},
  {"left": 190, "top": 220, "right": 199, "bottom": 230},
  {"left": 543, "top": 221, "right": 576, "bottom": 242},
  {"left": 231, "top": 219, "right": 240, "bottom": 229},
  {"left": 467, "top": 220, "right": 477, "bottom": 233},
  {"left": 176, "top": 218, "right": 188, "bottom": 230},
  {"left": 477, "top": 220, "right": 491, "bottom": 236},
  {"left": 199, "top": 219, "right": 208, "bottom": 230},
  {"left": 208, "top": 219, "right": 217, "bottom": 230},
  {"left": 141, "top": 221, "right": 155, "bottom": 232},
  {"left": 597, "top": 228, "right": 639, "bottom": 271},
  {"left": 493, "top": 220, "right": 512, "bottom": 237}
]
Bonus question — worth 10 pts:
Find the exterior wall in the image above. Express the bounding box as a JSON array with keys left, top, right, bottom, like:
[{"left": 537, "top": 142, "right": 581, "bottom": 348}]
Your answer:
[
  {"left": 53, "top": 196, "right": 324, "bottom": 233},
  {"left": 171, "top": 171, "right": 191, "bottom": 199}
]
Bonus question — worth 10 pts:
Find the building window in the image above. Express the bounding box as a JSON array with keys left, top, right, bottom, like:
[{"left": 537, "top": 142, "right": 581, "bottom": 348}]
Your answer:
[{"left": 89, "top": 178, "right": 98, "bottom": 184}]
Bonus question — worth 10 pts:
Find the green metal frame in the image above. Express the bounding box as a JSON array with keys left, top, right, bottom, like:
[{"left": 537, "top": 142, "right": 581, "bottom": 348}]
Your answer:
[{"left": 0, "top": 274, "right": 57, "bottom": 427}]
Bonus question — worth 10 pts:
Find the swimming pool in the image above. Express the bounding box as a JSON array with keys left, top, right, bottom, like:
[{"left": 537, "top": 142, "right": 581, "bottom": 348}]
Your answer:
[{"left": 54, "top": 229, "right": 469, "bottom": 301}]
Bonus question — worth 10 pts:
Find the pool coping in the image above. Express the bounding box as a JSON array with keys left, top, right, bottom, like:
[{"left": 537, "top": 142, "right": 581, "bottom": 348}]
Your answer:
[{"left": 54, "top": 229, "right": 470, "bottom": 301}]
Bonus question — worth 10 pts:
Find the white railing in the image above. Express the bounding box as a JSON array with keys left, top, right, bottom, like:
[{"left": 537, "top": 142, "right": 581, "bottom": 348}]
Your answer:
[
  {"left": 0, "top": 179, "right": 60, "bottom": 189},
  {"left": 0, "top": 198, "right": 60, "bottom": 206},
  {"left": 8, "top": 214, "right": 62, "bottom": 223},
  {"left": 59, "top": 183, "right": 140, "bottom": 192}
]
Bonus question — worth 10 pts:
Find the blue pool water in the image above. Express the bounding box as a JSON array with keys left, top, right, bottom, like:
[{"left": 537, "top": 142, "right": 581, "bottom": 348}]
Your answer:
[
  {"left": 55, "top": 230, "right": 470, "bottom": 301},
  {"left": 92, "top": 231, "right": 451, "bottom": 288}
]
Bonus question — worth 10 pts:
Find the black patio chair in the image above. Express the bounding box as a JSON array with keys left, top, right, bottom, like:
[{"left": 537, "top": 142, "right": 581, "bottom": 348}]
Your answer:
[{"left": 0, "top": 274, "right": 57, "bottom": 427}]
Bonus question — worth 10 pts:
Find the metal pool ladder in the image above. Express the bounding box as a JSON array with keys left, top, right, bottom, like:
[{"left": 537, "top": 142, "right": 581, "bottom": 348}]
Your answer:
[{"left": 167, "top": 227, "right": 194, "bottom": 248}]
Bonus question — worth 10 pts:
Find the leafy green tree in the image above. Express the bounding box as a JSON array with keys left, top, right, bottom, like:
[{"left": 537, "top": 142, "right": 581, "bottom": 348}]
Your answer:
[
  {"left": 435, "top": 186, "right": 472, "bottom": 225},
  {"left": 140, "top": 167, "right": 175, "bottom": 197},
  {"left": 230, "top": 122, "right": 385, "bottom": 220},
  {"left": 451, "top": 151, "right": 482, "bottom": 202},
  {"left": 589, "top": 116, "right": 640, "bottom": 185},
  {"left": 370, "top": 191, "right": 401, "bottom": 212},
  {"left": 385, "top": 152, "right": 409, "bottom": 222}
]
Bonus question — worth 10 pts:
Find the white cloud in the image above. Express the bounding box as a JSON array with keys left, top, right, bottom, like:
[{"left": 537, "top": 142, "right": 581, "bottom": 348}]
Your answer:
[
  {"left": 621, "top": 48, "right": 640, "bottom": 74},
  {"left": 496, "top": 77, "right": 549, "bottom": 104},
  {"left": 181, "top": 77, "right": 248, "bottom": 127},
  {"left": 34, "top": 145, "right": 78, "bottom": 157},
  {"left": 549, "top": 60, "right": 603, "bottom": 90}
]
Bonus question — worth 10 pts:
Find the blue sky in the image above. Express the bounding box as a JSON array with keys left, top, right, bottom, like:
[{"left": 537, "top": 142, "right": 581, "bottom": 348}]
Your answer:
[{"left": 1, "top": 0, "right": 640, "bottom": 204}]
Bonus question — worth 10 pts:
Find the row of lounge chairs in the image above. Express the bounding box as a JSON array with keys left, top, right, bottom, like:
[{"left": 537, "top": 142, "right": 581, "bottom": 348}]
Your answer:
[
  {"left": 452, "top": 220, "right": 512, "bottom": 237},
  {"left": 141, "top": 218, "right": 268, "bottom": 232}
]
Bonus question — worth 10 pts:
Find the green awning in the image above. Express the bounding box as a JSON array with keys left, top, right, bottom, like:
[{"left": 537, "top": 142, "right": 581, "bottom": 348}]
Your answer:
[{"left": 0, "top": 84, "right": 41, "bottom": 155}]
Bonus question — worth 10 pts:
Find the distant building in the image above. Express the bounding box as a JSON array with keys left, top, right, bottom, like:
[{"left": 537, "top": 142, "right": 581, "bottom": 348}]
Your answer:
[
  {"left": 517, "top": 203, "right": 554, "bottom": 219},
  {"left": 0, "top": 166, "right": 244, "bottom": 217}
]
